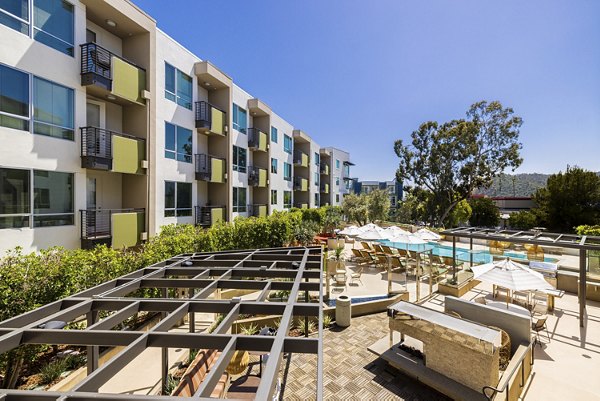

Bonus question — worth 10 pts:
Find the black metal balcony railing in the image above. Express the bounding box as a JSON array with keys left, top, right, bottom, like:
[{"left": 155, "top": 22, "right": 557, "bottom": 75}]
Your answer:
[
  {"left": 81, "top": 43, "right": 113, "bottom": 90},
  {"left": 80, "top": 208, "right": 144, "bottom": 249},
  {"left": 195, "top": 205, "right": 226, "bottom": 227},
  {"left": 195, "top": 153, "right": 211, "bottom": 181},
  {"left": 247, "top": 128, "right": 264, "bottom": 150},
  {"left": 195, "top": 101, "right": 227, "bottom": 133},
  {"left": 248, "top": 166, "right": 262, "bottom": 187},
  {"left": 249, "top": 204, "right": 267, "bottom": 217},
  {"left": 320, "top": 163, "right": 329, "bottom": 174},
  {"left": 294, "top": 150, "right": 308, "bottom": 166},
  {"left": 293, "top": 177, "right": 307, "bottom": 191},
  {"left": 80, "top": 127, "right": 145, "bottom": 171}
]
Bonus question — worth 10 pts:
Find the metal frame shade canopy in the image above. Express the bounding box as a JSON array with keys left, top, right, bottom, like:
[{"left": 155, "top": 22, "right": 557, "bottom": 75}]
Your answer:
[
  {"left": 0, "top": 246, "right": 324, "bottom": 400},
  {"left": 442, "top": 227, "right": 600, "bottom": 327}
]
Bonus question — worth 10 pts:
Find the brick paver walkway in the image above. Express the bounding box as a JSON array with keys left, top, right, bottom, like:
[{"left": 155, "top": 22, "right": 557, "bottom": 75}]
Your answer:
[{"left": 280, "top": 313, "right": 449, "bottom": 400}]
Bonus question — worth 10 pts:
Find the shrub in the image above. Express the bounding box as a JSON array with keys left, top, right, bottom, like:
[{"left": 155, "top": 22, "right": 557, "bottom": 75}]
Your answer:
[
  {"left": 39, "top": 358, "right": 68, "bottom": 385},
  {"left": 509, "top": 210, "right": 539, "bottom": 230},
  {"left": 293, "top": 221, "right": 319, "bottom": 246},
  {"left": 575, "top": 225, "right": 600, "bottom": 236},
  {"left": 468, "top": 197, "right": 500, "bottom": 227}
]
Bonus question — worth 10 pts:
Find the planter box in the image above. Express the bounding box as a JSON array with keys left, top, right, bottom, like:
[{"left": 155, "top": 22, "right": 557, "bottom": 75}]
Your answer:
[{"left": 438, "top": 278, "right": 481, "bottom": 298}]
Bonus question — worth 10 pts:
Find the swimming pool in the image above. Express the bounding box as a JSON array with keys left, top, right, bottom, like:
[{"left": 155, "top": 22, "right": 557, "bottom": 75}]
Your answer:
[
  {"left": 378, "top": 240, "right": 559, "bottom": 265},
  {"left": 326, "top": 294, "right": 391, "bottom": 307}
]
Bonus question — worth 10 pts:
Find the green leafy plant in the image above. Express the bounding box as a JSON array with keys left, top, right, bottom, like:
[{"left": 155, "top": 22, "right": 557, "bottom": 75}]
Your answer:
[
  {"left": 240, "top": 323, "right": 258, "bottom": 335},
  {"left": 322, "top": 314, "right": 333, "bottom": 328},
  {"left": 296, "top": 318, "right": 316, "bottom": 335},
  {"left": 39, "top": 358, "right": 69, "bottom": 385},
  {"left": 329, "top": 246, "right": 345, "bottom": 262}
]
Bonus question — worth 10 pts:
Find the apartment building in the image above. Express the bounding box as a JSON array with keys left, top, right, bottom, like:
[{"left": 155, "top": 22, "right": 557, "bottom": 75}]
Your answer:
[
  {"left": 0, "top": 0, "right": 353, "bottom": 254},
  {"left": 320, "top": 147, "right": 354, "bottom": 207},
  {"left": 354, "top": 180, "right": 404, "bottom": 207}
]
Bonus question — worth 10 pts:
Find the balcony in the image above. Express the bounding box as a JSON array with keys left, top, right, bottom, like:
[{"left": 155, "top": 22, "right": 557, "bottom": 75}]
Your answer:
[
  {"left": 320, "top": 163, "right": 329, "bottom": 175},
  {"left": 248, "top": 166, "right": 268, "bottom": 187},
  {"left": 195, "top": 154, "right": 226, "bottom": 183},
  {"left": 247, "top": 128, "right": 268, "bottom": 152},
  {"left": 195, "top": 206, "right": 226, "bottom": 227},
  {"left": 294, "top": 177, "right": 308, "bottom": 192},
  {"left": 249, "top": 204, "right": 268, "bottom": 218},
  {"left": 80, "top": 43, "right": 146, "bottom": 105},
  {"left": 320, "top": 183, "right": 330, "bottom": 194},
  {"left": 80, "top": 209, "right": 145, "bottom": 250},
  {"left": 294, "top": 151, "right": 309, "bottom": 167},
  {"left": 81, "top": 127, "right": 146, "bottom": 174},
  {"left": 195, "top": 101, "right": 227, "bottom": 136}
]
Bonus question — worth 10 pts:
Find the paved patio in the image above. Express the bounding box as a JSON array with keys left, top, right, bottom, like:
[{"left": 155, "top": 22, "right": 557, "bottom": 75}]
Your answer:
[{"left": 280, "top": 313, "right": 449, "bottom": 401}]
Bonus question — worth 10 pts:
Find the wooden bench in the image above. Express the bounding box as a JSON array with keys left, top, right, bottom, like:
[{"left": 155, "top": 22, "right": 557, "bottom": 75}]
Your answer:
[{"left": 171, "top": 349, "right": 229, "bottom": 398}]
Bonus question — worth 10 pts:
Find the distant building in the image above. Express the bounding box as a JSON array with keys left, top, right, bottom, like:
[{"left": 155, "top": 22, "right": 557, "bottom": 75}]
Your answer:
[
  {"left": 471, "top": 195, "right": 536, "bottom": 214},
  {"left": 353, "top": 180, "right": 403, "bottom": 208}
]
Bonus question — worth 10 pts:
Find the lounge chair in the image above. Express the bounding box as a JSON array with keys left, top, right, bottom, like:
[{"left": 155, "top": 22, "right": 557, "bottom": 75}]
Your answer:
[
  {"left": 350, "top": 266, "right": 363, "bottom": 285},
  {"left": 381, "top": 245, "right": 396, "bottom": 256},
  {"left": 359, "top": 249, "right": 377, "bottom": 267},
  {"left": 532, "top": 316, "right": 549, "bottom": 346},
  {"left": 390, "top": 256, "right": 406, "bottom": 273},
  {"left": 351, "top": 248, "right": 365, "bottom": 263},
  {"left": 373, "top": 244, "right": 386, "bottom": 255},
  {"left": 376, "top": 255, "right": 389, "bottom": 269},
  {"left": 429, "top": 265, "right": 448, "bottom": 282},
  {"left": 360, "top": 242, "right": 375, "bottom": 253}
]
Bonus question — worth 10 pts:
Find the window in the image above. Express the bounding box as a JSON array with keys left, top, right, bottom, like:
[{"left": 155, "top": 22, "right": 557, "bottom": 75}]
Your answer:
[
  {"left": 164, "top": 181, "right": 192, "bottom": 217},
  {"left": 314, "top": 152, "right": 320, "bottom": 166},
  {"left": 336, "top": 159, "right": 340, "bottom": 169},
  {"left": 284, "top": 191, "right": 292, "bottom": 209},
  {"left": 314, "top": 172, "right": 319, "bottom": 186},
  {"left": 0, "top": 65, "right": 29, "bottom": 131},
  {"left": 33, "top": 170, "right": 73, "bottom": 227},
  {"left": 232, "top": 104, "right": 247, "bottom": 133},
  {"left": 283, "top": 134, "right": 292, "bottom": 154},
  {"left": 315, "top": 193, "right": 319, "bottom": 206},
  {"left": 271, "top": 189, "right": 277, "bottom": 205},
  {"left": 0, "top": 168, "right": 74, "bottom": 229},
  {"left": 164, "top": 122, "right": 192, "bottom": 163},
  {"left": 0, "top": 0, "right": 29, "bottom": 35},
  {"left": 164, "top": 63, "right": 192, "bottom": 110},
  {"left": 270, "top": 126, "right": 278, "bottom": 143},
  {"left": 271, "top": 158, "right": 278, "bottom": 174},
  {"left": 233, "top": 146, "right": 247, "bottom": 173},
  {"left": 335, "top": 177, "right": 340, "bottom": 186},
  {"left": 33, "top": 0, "right": 74, "bottom": 56},
  {"left": 33, "top": 76, "right": 74, "bottom": 140},
  {"left": 283, "top": 162, "right": 292, "bottom": 181},
  {"left": 232, "top": 187, "right": 247, "bottom": 213},
  {"left": 336, "top": 194, "right": 340, "bottom": 203}
]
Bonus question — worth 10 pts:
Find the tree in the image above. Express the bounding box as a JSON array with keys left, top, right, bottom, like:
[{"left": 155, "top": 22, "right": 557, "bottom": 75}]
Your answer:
[
  {"left": 533, "top": 166, "right": 600, "bottom": 232},
  {"left": 448, "top": 199, "right": 472, "bottom": 228},
  {"left": 367, "top": 189, "right": 391, "bottom": 222},
  {"left": 394, "top": 100, "right": 523, "bottom": 226},
  {"left": 508, "top": 210, "right": 538, "bottom": 230},
  {"left": 341, "top": 193, "right": 369, "bottom": 226},
  {"left": 322, "top": 206, "right": 343, "bottom": 234},
  {"left": 469, "top": 197, "right": 500, "bottom": 227}
]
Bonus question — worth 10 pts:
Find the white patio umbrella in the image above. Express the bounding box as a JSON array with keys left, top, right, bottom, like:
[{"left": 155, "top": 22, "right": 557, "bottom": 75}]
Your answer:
[
  {"left": 358, "top": 223, "right": 380, "bottom": 232},
  {"left": 388, "top": 233, "right": 428, "bottom": 246},
  {"left": 471, "top": 258, "right": 553, "bottom": 307},
  {"left": 338, "top": 225, "right": 361, "bottom": 236},
  {"left": 385, "top": 226, "right": 411, "bottom": 236},
  {"left": 357, "top": 227, "right": 394, "bottom": 241},
  {"left": 416, "top": 228, "right": 441, "bottom": 241}
]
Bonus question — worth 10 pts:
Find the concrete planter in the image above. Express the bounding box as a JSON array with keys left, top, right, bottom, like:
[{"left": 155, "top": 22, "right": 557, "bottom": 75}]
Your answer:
[
  {"left": 438, "top": 278, "right": 481, "bottom": 298},
  {"left": 326, "top": 259, "right": 344, "bottom": 276}
]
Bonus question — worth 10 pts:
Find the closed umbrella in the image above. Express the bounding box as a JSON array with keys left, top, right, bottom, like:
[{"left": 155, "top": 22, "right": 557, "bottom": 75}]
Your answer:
[
  {"left": 416, "top": 228, "right": 441, "bottom": 241},
  {"left": 471, "top": 258, "right": 553, "bottom": 307}
]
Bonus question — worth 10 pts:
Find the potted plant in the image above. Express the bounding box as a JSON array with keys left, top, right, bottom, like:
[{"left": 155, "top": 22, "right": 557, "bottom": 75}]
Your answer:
[{"left": 327, "top": 246, "right": 345, "bottom": 276}]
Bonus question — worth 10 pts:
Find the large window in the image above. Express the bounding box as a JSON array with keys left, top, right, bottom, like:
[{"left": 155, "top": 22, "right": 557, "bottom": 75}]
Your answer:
[
  {"left": 283, "top": 134, "right": 292, "bottom": 154},
  {"left": 283, "top": 162, "right": 292, "bottom": 181},
  {"left": 232, "top": 104, "right": 247, "bottom": 133},
  {"left": 283, "top": 191, "right": 292, "bottom": 209},
  {"left": 164, "top": 181, "right": 192, "bottom": 217},
  {"left": 0, "top": 64, "right": 29, "bottom": 131},
  {"left": 335, "top": 177, "right": 340, "bottom": 186},
  {"left": 336, "top": 159, "right": 340, "bottom": 169},
  {"left": 232, "top": 187, "right": 247, "bottom": 213},
  {"left": 314, "top": 152, "right": 320, "bottom": 166},
  {"left": 0, "top": 0, "right": 29, "bottom": 35},
  {"left": 164, "top": 63, "right": 192, "bottom": 110},
  {"left": 270, "top": 126, "right": 277, "bottom": 143},
  {"left": 314, "top": 172, "right": 319, "bottom": 186},
  {"left": 314, "top": 193, "right": 319, "bottom": 207},
  {"left": 271, "top": 158, "right": 278, "bottom": 174},
  {"left": 1, "top": 0, "right": 74, "bottom": 56},
  {"left": 233, "top": 146, "right": 247, "bottom": 173},
  {"left": 164, "top": 122, "right": 192, "bottom": 163},
  {"left": 33, "top": 76, "right": 74, "bottom": 140},
  {"left": 33, "top": 0, "right": 74, "bottom": 56},
  {"left": 0, "top": 167, "right": 73, "bottom": 229},
  {"left": 271, "top": 189, "right": 277, "bottom": 205}
]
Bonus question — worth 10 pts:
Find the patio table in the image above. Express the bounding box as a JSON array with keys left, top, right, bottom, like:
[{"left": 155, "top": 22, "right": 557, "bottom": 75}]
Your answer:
[{"left": 486, "top": 301, "right": 531, "bottom": 317}]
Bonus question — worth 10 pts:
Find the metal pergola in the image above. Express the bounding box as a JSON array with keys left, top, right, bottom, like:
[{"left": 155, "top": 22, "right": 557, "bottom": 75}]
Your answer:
[
  {"left": 0, "top": 246, "right": 324, "bottom": 400},
  {"left": 442, "top": 227, "right": 600, "bottom": 327}
]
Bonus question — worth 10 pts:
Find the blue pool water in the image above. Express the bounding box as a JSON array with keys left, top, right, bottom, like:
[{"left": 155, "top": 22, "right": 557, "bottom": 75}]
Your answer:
[
  {"left": 326, "top": 294, "right": 391, "bottom": 307},
  {"left": 379, "top": 240, "right": 559, "bottom": 264}
]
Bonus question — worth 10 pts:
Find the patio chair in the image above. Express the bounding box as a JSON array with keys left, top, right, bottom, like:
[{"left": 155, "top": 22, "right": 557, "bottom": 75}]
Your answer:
[
  {"left": 429, "top": 265, "right": 448, "bottom": 283},
  {"left": 350, "top": 266, "right": 363, "bottom": 285},
  {"left": 360, "top": 241, "right": 375, "bottom": 252},
  {"left": 532, "top": 316, "right": 550, "bottom": 346},
  {"left": 335, "top": 270, "right": 347, "bottom": 287},
  {"left": 474, "top": 296, "right": 487, "bottom": 305}
]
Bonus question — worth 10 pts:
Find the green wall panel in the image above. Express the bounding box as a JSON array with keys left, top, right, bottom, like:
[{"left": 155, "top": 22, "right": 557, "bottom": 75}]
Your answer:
[
  {"left": 211, "top": 208, "right": 224, "bottom": 225},
  {"left": 259, "top": 131, "right": 267, "bottom": 151},
  {"left": 112, "top": 212, "right": 143, "bottom": 249},
  {"left": 211, "top": 158, "right": 225, "bottom": 183},
  {"left": 112, "top": 135, "right": 144, "bottom": 174},
  {"left": 111, "top": 56, "right": 146, "bottom": 104},
  {"left": 211, "top": 107, "right": 225, "bottom": 135},
  {"left": 259, "top": 168, "right": 267, "bottom": 187}
]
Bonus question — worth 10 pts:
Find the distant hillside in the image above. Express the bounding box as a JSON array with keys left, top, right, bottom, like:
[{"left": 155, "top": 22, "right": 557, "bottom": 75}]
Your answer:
[{"left": 475, "top": 173, "right": 549, "bottom": 197}]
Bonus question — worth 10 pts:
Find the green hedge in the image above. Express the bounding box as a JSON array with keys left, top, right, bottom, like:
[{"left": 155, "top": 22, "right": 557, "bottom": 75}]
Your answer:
[{"left": 0, "top": 208, "right": 333, "bottom": 322}]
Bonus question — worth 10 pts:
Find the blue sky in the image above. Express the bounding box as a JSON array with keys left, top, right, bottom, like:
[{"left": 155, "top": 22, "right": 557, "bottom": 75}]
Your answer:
[{"left": 134, "top": 0, "right": 600, "bottom": 181}]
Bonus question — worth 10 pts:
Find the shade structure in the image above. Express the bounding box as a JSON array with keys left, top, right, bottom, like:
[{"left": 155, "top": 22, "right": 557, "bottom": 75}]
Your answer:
[
  {"left": 338, "top": 225, "right": 361, "bottom": 236},
  {"left": 416, "top": 228, "right": 441, "bottom": 241},
  {"left": 470, "top": 259, "right": 553, "bottom": 292},
  {"left": 357, "top": 227, "right": 394, "bottom": 241}
]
